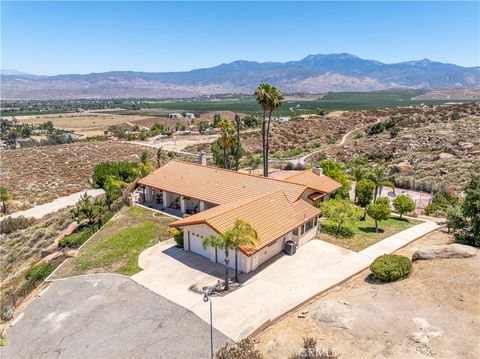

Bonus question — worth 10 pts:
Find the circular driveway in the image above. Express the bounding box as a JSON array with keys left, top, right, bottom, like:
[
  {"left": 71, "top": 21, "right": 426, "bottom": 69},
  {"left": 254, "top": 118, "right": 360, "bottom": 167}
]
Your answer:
[{"left": 1, "top": 274, "right": 229, "bottom": 359}]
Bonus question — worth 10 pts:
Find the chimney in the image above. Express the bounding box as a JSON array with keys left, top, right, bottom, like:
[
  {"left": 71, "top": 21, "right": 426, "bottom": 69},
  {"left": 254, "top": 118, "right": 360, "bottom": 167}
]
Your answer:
[
  {"left": 198, "top": 151, "right": 207, "bottom": 166},
  {"left": 313, "top": 167, "right": 323, "bottom": 176}
]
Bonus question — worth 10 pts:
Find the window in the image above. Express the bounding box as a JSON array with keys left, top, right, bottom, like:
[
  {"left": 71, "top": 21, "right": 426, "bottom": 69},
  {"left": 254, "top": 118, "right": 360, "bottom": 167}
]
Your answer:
[
  {"left": 305, "top": 219, "right": 314, "bottom": 232},
  {"left": 314, "top": 216, "right": 318, "bottom": 226},
  {"left": 293, "top": 227, "right": 299, "bottom": 236},
  {"left": 300, "top": 225, "right": 305, "bottom": 235}
]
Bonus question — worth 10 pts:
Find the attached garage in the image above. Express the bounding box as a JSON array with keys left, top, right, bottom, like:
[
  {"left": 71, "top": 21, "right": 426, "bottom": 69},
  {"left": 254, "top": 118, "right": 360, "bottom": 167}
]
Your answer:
[{"left": 187, "top": 231, "right": 210, "bottom": 259}]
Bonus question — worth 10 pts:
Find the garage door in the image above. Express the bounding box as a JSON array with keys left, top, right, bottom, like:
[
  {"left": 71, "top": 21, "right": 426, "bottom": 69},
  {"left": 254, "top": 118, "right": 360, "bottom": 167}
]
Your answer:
[{"left": 189, "top": 232, "right": 210, "bottom": 259}]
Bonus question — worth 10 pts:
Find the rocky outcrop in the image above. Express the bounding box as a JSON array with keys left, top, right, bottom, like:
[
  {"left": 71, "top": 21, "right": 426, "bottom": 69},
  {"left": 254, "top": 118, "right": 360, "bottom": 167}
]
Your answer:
[
  {"left": 391, "top": 160, "right": 413, "bottom": 174},
  {"left": 412, "top": 244, "right": 478, "bottom": 261}
]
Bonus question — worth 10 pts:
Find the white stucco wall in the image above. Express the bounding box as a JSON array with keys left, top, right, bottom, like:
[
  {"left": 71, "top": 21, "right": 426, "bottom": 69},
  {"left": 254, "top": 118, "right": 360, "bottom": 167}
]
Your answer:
[{"left": 183, "top": 224, "right": 249, "bottom": 272}]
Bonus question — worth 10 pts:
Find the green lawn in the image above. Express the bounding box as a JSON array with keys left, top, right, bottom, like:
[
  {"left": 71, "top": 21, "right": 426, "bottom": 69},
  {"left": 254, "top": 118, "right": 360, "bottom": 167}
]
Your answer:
[
  {"left": 317, "top": 215, "right": 422, "bottom": 252},
  {"left": 54, "top": 206, "right": 173, "bottom": 277}
]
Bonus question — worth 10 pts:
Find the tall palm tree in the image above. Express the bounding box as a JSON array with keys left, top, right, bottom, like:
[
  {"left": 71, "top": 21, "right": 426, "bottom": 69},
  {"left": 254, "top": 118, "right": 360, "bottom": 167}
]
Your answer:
[
  {"left": 368, "top": 166, "right": 395, "bottom": 201},
  {"left": 139, "top": 150, "right": 155, "bottom": 177},
  {"left": 254, "top": 83, "right": 272, "bottom": 176},
  {"left": 234, "top": 113, "right": 242, "bottom": 171},
  {"left": 155, "top": 147, "right": 168, "bottom": 168},
  {"left": 254, "top": 83, "right": 284, "bottom": 177},
  {"left": 265, "top": 86, "right": 284, "bottom": 176},
  {"left": 202, "top": 219, "right": 258, "bottom": 290},
  {"left": 218, "top": 119, "right": 235, "bottom": 169}
]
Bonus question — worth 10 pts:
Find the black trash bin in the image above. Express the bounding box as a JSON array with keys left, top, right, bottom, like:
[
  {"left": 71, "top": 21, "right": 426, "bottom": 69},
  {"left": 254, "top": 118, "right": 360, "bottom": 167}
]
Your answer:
[{"left": 284, "top": 240, "right": 296, "bottom": 255}]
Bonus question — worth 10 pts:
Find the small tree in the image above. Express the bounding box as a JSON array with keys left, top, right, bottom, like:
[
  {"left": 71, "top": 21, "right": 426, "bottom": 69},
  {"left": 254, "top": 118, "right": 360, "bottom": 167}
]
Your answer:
[
  {"left": 366, "top": 199, "right": 391, "bottom": 233},
  {"left": 447, "top": 174, "right": 480, "bottom": 247},
  {"left": 355, "top": 178, "right": 375, "bottom": 220},
  {"left": 320, "top": 198, "right": 360, "bottom": 236},
  {"left": 393, "top": 195, "right": 415, "bottom": 219},
  {"left": 72, "top": 193, "right": 105, "bottom": 225},
  {"left": 104, "top": 176, "right": 125, "bottom": 209},
  {"left": 0, "top": 187, "right": 10, "bottom": 214}
]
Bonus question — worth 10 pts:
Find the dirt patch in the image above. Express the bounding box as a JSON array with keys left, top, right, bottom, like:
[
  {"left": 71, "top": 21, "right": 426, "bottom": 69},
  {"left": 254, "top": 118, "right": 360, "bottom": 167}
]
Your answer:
[
  {"left": 256, "top": 229, "right": 480, "bottom": 358},
  {"left": 0, "top": 141, "right": 156, "bottom": 209}
]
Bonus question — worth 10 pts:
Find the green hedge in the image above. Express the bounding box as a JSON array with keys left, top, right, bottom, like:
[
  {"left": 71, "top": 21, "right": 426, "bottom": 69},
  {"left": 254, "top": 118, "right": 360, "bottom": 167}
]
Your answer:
[
  {"left": 25, "top": 263, "right": 55, "bottom": 282},
  {"left": 370, "top": 254, "right": 412, "bottom": 282},
  {"left": 58, "top": 227, "right": 95, "bottom": 248}
]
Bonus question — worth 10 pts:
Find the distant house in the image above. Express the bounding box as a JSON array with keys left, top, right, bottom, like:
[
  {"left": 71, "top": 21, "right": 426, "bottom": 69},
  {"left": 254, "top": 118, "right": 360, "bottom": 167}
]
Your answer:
[
  {"left": 278, "top": 116, "right": 291, "bottom": 123},
  {"left": 136, "top": 159, "right": 341, "bottom": 273},
  {"left": 169, "top": 113, "right": 182, "bottom": 119},
  {"left": 185, "top": 113, "right": 195, "bottom": 119}
]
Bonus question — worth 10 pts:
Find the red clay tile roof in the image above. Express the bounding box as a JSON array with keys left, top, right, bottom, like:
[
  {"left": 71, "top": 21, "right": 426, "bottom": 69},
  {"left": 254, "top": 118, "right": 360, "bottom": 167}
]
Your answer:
[
  {"left": 274, "top": 170, "right": 343, "bottom": 193},
  {"left": 138, "top": 160, "right": 307, "bottom": 204},
  {"left": 170, "top": 190, "right": 320, "bottom": 256}
]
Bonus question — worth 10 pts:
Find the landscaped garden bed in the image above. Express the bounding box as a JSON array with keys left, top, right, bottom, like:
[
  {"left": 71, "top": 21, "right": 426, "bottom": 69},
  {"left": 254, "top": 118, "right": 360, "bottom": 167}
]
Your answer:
[
  {"left": 317, "top": 215, "right": 422, "bottom": 252},
  {"left": 52, "top": 206, "right": 173, "bottom": 278}
]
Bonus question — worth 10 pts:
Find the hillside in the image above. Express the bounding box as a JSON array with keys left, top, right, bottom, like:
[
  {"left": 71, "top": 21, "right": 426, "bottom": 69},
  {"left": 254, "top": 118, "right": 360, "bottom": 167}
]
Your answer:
[
  {"left": 312, "top": 102, "right": 480, "bottom": 191},
  {"left": 2, "top": 53, "right": 479, "bottom": 99}
]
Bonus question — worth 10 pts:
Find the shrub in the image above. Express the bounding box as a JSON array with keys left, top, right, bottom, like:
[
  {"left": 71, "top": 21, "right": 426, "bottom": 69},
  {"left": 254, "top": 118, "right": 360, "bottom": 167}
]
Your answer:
[
  {"left": 289, "top": 337, "right": 338, "bottom": 359},
  {"left": 25, "top": 262, "right": 55, "bottom": 282},
  {"left": 91, "top": 161, "right": 141, "bottom": 188},
  {"left": 393, "top": 195, "right": 416, "bottom": 218},
  {"left": 100, "top": 210, "right": 114, "bottom": 226},
  {"left": 0, "top": 216, "right": 36, "bottom": 234},
  {"left": 320, "top": 199, "right": 360, "bottom": 237},
  {"left": 169, "top": 227, "right": 184, "bottom": 248},
  {"left": 321, "top": 221, "right": 354, "bottom": 238},
  {"left": 370, "top": 254, "right": 412, "bottom": 282},
  {"left": 58, "top": 227, "right": 95, "bottom": 248},
  {"left": 284, "top": 162, "right": 294, "bottom": 170},
  {"left": 216, "top": 338, "right": 262, "bottom": 359}
]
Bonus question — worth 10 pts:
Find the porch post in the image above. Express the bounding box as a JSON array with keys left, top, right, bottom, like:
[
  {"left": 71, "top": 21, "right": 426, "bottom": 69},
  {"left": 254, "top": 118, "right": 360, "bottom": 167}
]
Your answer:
[
  {"left": 199, "top": 201, "right": 205, "bottom": 212},
  {"left": 162, "top": 190, "right": 168, "bottom": 208},
  {"left": 145, "top": 187, "right": 152, "bottom": 202},
  {"left": 180, "top": 196, "right": 186, "bottom": 214}
]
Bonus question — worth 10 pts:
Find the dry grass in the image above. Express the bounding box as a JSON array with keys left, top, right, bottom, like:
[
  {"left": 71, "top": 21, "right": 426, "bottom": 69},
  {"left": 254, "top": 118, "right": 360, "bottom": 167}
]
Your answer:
[
  {"left": 0, "top": 141, "right": 156, "bottom": 209},
  {"left": 0, "top": 208, "right": 73, "bottom": 301}
]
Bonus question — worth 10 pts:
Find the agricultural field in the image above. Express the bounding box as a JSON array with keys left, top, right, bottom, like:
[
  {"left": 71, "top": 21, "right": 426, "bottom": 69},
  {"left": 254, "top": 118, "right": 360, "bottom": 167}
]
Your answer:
[{"left": 0, "top": 141, "right": 156, "bottom": 210}]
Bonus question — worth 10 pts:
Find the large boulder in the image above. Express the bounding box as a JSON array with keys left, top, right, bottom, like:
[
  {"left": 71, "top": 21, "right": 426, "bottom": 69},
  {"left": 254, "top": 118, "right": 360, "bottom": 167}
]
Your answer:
[
  {"left": 41, "top": 251, "right": 63, "bottom": 264},
  {"left": 391, "top": 160, "right": 413, "bottom": 174},
  {"left": 412, "top": 244, "right": 479, "bottom": 261}
]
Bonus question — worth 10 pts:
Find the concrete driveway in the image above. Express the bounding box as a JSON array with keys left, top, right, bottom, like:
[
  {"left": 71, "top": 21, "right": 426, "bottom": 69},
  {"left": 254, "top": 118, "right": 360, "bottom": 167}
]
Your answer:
[
  {"left": 1, "top": 274, "right": 229, "bottom": 359},
  {"left": 132, "top": 239, "right": 372, "bottom": 340}
]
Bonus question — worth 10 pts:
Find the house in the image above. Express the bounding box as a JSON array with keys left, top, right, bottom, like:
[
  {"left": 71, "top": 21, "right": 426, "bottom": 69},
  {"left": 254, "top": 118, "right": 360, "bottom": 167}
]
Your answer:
[
  {"left": 185, "top": 112, "right": 195, "bottom": 119},
  {"left": 169, "top": 113, "right": 182, "bottom": 119},
  {"left": 137, "top": 157, "right": 341, "bottom": 273}
]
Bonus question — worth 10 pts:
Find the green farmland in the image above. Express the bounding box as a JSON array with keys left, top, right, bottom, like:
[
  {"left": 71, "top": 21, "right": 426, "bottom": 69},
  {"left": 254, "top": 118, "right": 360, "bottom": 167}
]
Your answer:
[{"left": 126, "top": 90, "right": 460, "bottom": 115}]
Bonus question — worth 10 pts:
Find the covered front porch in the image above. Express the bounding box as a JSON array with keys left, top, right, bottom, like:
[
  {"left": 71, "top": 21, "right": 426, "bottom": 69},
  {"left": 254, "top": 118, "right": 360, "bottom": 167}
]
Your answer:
[{"left": 136, "top": 185, "right": 216, "bottom": 216}]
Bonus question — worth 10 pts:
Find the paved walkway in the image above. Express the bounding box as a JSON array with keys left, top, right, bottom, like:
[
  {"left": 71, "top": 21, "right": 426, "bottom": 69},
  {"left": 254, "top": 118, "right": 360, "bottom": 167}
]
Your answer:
[
  {"left": 132, "top": 220, "right": 440, "bottom": 341},
  {"left": 2, "top": 189, "right": 104, "bottom": 220}
]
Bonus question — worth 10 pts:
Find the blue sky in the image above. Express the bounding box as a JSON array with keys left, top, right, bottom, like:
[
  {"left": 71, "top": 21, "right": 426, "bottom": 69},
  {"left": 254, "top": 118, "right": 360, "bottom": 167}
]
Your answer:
[{"left": 1, "top": 1, "right": 479, "bottom": 75}]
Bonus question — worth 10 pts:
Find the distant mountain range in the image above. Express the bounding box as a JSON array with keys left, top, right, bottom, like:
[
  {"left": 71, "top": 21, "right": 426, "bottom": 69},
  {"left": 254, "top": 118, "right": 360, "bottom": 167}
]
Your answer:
[{"left": 1, "top": 53, "right": 479, "bottom": 100}]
